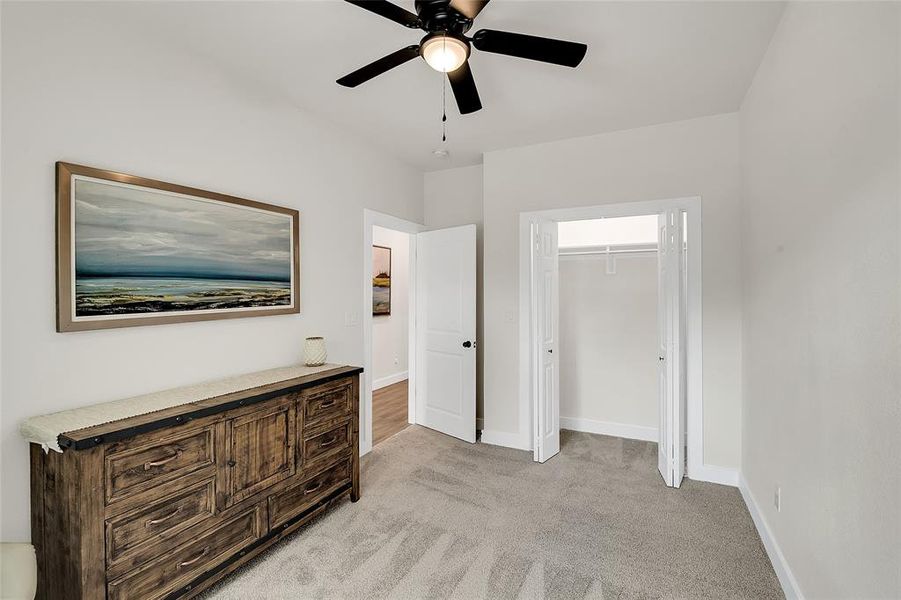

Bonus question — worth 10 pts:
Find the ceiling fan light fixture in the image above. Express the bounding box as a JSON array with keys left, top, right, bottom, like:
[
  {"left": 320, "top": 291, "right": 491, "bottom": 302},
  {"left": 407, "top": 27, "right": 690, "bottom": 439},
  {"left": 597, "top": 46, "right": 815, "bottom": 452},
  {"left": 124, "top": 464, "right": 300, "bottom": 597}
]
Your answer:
[{"left": 421, "top": 34, "right": 469, "bottom": 73}]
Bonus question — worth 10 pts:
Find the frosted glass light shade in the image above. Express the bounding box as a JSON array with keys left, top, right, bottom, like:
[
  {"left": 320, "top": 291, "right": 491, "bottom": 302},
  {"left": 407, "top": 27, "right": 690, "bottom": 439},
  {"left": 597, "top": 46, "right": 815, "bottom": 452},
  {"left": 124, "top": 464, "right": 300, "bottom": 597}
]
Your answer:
[
  {"left": 304, "top": 337, "right": 327, "bottom": 367},
  {"left": 421, "top": 35, "right": 469, "bottom": 73}
]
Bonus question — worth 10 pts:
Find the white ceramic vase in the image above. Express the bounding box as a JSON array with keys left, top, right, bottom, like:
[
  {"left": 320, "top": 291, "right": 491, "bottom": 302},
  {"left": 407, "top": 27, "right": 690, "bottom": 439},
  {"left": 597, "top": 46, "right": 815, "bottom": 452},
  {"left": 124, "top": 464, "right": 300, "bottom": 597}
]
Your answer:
[{"left": 304, "top": 337, "right": 327, "bottom": 367}]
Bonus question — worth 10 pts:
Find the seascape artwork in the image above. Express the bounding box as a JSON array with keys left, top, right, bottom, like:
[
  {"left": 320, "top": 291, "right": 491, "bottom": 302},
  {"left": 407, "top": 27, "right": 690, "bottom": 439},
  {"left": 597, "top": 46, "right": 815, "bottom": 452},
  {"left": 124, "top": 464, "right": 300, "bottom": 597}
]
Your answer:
[
  {"left": 57, "top": 163, "right": 299, "bottom": 331},
  {"left": 372, "top": 245, "right": 391, "bottom": 316}
]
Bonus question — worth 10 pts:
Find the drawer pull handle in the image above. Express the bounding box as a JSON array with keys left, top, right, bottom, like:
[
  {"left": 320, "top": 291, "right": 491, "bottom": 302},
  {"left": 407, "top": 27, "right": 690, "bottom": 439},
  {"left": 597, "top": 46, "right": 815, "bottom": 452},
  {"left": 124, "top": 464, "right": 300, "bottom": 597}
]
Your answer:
[
  {"left": 319, "top": 436, "right": 338, "bottom": 448},
  {"left": 303, "top": 481, "right": 323, "bottom": 495},
  {"left": 178, "top": 546, "right": 210, "bottom": 568},
  {"left": 146, "top": 507, "right": 181, "bottom": 527},
  {"left": 144, "top": 449, "right": 182, "bottom": 471},
  {"left": 319, "top": 399, "right": 337, "bottom": 408}
]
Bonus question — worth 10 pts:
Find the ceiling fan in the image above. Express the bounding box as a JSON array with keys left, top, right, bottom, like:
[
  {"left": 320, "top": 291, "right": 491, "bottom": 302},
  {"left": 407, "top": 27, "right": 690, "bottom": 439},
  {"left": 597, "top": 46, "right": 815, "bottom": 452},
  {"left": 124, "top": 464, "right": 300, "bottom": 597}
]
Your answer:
[{"left": 336, "top": 0, "right": 588, "bottom": 115}]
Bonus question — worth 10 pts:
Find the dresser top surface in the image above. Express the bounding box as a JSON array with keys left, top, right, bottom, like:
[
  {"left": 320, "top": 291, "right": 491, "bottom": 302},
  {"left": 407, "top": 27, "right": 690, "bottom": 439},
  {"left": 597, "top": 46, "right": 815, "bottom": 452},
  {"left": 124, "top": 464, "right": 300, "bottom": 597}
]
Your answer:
[{"left": 21, "top": 364, "right": 362, "bottom": 451}]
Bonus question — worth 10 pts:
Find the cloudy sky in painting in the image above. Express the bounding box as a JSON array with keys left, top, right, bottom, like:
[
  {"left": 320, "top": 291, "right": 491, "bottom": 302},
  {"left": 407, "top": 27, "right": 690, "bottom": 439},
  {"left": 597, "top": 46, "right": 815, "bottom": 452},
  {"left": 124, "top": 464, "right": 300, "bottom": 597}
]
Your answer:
[{"left": 74, "top": 178, "right": 292, "bottom": 281}]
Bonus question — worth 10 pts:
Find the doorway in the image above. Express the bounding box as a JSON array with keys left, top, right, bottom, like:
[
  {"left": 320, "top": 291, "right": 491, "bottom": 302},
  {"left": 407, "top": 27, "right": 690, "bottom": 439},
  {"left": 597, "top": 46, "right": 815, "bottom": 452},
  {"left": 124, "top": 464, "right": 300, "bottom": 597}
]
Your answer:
[
  {"left": 518, "top": 198, "right": 701, "bottom": 487},
  {"left": 371, "top": 225, "right": 413, "bottom": 447},
  {"left": 362, "top": 210, "right": 478, "bottom": 455}
]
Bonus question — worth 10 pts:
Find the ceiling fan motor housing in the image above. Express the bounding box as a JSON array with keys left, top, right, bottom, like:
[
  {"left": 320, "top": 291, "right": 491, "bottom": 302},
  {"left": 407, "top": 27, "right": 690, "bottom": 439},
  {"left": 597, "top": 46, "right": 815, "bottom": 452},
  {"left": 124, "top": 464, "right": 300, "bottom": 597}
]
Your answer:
[{"left": 414, "top": 0, "right": 474, "bottom": 34}]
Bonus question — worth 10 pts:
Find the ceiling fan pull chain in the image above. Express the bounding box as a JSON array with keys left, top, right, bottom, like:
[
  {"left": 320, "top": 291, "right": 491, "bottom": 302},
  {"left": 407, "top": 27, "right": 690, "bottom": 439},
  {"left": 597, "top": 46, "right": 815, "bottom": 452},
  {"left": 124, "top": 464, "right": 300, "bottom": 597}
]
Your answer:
[{"left": 441, "top": 61, "right": 448, "bottom": 143}]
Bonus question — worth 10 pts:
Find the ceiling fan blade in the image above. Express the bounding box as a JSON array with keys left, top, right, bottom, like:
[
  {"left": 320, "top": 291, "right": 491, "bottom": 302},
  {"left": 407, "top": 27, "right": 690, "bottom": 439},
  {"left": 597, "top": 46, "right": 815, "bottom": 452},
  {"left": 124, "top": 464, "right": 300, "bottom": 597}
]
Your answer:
[
  {"left": 447, "top": 61, "right": 482, "bottom": 114},
  {"left": 449, "top": 0, "right": 490, "bottom": 20},
  {"left": 472, "top": 29, "right": 587, "bottom": 68},
  {"left": 344, "top": 0, "right": 420, "bottom": 28},
  {"left": 337, "top": 45, "right": 421, "bottom": 87}
]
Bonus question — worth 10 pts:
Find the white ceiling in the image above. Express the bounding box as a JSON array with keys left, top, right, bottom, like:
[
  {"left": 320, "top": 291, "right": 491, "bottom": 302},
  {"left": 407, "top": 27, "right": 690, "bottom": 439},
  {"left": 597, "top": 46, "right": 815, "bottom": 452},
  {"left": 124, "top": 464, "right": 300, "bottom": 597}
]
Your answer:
[{"left": 116, "top": 1, "right": 785, "bottom": 171}]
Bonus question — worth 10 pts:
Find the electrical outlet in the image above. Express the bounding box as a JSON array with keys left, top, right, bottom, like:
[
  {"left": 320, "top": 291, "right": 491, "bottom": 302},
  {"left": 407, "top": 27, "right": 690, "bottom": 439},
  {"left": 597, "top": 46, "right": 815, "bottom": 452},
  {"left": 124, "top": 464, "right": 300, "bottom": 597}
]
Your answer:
[
  {"left": 344, "top": 311, "right": 359, "bottom": 327},
  {"left": 774, "top": 486, "right": 781, "bottom": 513},
  {"left": 394, "top": 357, "right": 399, "bottom": 365}
]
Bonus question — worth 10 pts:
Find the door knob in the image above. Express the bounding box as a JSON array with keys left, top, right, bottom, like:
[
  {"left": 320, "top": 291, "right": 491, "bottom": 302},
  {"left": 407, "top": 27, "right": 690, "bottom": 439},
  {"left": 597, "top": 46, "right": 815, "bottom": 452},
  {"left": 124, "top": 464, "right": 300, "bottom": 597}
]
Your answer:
[{"left": 462, "top": 341, "right": 472, "bottom": 348}]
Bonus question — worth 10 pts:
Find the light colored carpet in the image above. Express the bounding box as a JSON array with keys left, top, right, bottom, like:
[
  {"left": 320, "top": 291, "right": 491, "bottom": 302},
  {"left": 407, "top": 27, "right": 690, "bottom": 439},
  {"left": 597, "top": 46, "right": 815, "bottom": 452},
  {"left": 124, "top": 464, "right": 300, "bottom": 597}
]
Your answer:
[{"left": 202, "top": 426, "right": 782, "bottom": 599}]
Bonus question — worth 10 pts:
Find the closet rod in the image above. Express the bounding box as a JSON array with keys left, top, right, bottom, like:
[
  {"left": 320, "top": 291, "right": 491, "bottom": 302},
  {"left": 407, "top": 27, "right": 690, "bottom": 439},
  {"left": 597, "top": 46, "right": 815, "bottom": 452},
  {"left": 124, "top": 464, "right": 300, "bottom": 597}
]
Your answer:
[{"left": 559, "top": 248, "right": 658, "bottom": 256}]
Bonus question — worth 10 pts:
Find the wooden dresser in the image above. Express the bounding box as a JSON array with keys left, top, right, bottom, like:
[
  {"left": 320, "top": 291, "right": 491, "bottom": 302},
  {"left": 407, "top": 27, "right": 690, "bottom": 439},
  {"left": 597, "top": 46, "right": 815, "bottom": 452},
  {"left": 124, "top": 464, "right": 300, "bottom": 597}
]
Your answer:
[{"left": 28, "top": 365, "right": 362, "bottom": 600}]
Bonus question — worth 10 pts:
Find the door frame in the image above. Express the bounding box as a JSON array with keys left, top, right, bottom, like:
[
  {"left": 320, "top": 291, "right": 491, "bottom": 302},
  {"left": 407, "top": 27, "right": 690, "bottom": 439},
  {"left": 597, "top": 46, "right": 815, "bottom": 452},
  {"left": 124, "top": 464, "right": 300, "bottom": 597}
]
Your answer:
[
  {"left": 362, "top": 209, "right": 425, "bottom": 456},
  {"left": 518, "top": 197, "right": 703, "bottom": 479}
]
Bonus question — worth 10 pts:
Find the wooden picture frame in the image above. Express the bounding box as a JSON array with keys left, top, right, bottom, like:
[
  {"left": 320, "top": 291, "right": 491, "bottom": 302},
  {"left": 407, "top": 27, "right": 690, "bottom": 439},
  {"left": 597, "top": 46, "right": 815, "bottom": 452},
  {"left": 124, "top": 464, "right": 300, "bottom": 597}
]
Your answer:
[
  {"left": 56, "top": 162, "right": 300, "bottom": 332},
  {"left": 372, "top": 245, "right": 391, "bottom": 316}
]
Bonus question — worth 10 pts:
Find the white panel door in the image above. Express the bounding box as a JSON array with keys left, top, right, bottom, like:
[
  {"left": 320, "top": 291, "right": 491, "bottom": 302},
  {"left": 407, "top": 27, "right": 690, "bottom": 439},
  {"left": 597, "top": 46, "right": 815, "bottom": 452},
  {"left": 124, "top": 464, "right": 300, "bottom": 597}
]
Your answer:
[
  {"left": 415, "top": 225, "right": 477, "bottom": 443},
  {"left": 657, "top": 210, "right": 685, "bottom": 487},
  {"left": 533, "top": 221, "right": 560, "bottom": 463}
]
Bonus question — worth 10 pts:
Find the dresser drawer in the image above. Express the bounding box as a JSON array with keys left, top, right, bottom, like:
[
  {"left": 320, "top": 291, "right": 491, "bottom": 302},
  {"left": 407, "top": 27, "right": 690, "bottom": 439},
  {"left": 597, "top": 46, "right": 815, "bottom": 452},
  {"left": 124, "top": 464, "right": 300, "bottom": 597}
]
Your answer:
[
  {"left": 105, "top": 478, "right": 215, "bottom": 566},
  {"left": 105, "top": 426, "right": 215, "bottom": 504},
  {"left": 269, "top": 456, "right": 351, "bottom": 529},
  {"left": 303, "top": 419, "right": 352, "bottom": 466},
  {"left": 301, "top": 378, "right": 353, "bottom": 428},
  {"left": 107, "top": 504, "right": 263, "bottom": 600}
]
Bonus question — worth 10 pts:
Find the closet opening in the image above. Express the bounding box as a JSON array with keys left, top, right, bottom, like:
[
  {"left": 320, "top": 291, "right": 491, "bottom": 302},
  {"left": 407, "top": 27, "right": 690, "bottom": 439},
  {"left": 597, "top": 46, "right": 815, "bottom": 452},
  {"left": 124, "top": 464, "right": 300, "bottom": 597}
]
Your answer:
[
  {"left": 557, "top": 215, "right": 661, "bottom": 444},
  {"left": 519, "top": 198, "right": 700, "bottom": 488}
]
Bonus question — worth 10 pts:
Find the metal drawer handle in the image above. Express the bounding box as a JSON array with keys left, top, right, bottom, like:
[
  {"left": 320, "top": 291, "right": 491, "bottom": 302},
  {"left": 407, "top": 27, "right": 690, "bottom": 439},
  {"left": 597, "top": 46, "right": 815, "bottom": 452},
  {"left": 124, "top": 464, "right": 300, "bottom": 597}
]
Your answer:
[
  {"left": 178, "top": 546, "right": 210, "bottom": 568},
  {"left": 145, "top": 507, "right": 181, "bottom": 527},
  {"left": 319, "top": 399, "right": 337, "bottom": 408},
  {"left": 319, "top": 436, "right": 338, "bottom": 448},
  {"left": 303, "top": 481, "right": 323, "bottom": 495},
  {"left": 144, "top": 448, "right": 182, "bottom": 471}
]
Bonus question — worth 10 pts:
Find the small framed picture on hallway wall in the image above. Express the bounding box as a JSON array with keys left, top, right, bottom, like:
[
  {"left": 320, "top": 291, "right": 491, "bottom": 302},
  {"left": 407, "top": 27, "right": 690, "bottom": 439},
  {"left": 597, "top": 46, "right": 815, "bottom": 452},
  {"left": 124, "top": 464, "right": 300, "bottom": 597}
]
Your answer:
[{"left": 372, "top": 245, "right": 391, "bottom": 316}]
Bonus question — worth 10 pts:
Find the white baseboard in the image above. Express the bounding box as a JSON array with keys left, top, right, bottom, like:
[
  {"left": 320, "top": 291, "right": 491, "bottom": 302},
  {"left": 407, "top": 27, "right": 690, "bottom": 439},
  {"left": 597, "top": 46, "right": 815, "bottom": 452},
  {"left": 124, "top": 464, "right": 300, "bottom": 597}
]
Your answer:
[
  {"left": 739, "top": 474, "right": 803, "bottom": 599},
  {"left": 372, "top": 371, "right": 408, "bottom": 391},
  {"left": 479, "top": 429, "right": 531, "bottom": 451},
  {"left": 689, "top": 464, "right": 739, "bottom": 487},
  {"left": 560, "top": 416, "right": 658, "bottom": 442}
]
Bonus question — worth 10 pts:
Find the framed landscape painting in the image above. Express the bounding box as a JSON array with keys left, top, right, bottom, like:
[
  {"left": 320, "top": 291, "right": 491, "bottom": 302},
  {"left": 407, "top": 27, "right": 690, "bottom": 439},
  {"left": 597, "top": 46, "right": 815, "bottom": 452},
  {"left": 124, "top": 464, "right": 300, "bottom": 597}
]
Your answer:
[
  {"left": 56, "top": 162, "right": 300, "bottom": 332},
  {"left": 372, "top": 245, "right": 391, "bottom": 316}
]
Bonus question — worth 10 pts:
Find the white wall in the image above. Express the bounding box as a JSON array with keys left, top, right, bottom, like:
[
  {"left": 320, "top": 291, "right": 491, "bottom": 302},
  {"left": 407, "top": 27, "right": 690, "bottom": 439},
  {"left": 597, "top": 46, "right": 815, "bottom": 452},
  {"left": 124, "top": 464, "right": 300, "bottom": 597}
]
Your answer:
[
  {"left": 740, "top": 3, "right": 900, "bottom": 597},
  {"left": 559, "top": 253, "right": 658, "bottom": 436},
  {"left": 371, "top": 226, "right": 409, "bottom": 388},
  {"left": 482, "top": 113, "right": 743, "bottom": 469},
  {"left": 423, "top": 165, "right": 484, "bottom": 422},
  {"left": 0, "top": 2, "right": 422, "bottom": 542}
]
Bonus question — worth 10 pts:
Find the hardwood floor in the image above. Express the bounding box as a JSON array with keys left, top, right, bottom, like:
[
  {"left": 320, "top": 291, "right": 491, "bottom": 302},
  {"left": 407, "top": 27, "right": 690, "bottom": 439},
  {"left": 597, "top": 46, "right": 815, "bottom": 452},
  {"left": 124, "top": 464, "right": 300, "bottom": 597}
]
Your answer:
[{"left": 372, "top": 380, "right": 409, "bottom": 447}]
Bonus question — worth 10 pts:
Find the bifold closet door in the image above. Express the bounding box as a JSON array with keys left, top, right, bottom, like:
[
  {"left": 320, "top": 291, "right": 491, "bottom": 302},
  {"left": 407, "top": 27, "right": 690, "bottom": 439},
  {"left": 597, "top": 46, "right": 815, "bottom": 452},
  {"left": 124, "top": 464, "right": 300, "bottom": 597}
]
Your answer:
[
  {"left": 533, "top": 220, "right": 560, "bottom": 463},
  {"left": 657, "top": 209, "right": 685, "bottom": 487},
  {"left": 415, "top": 225, "right": 477, "bottom": 443}
]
